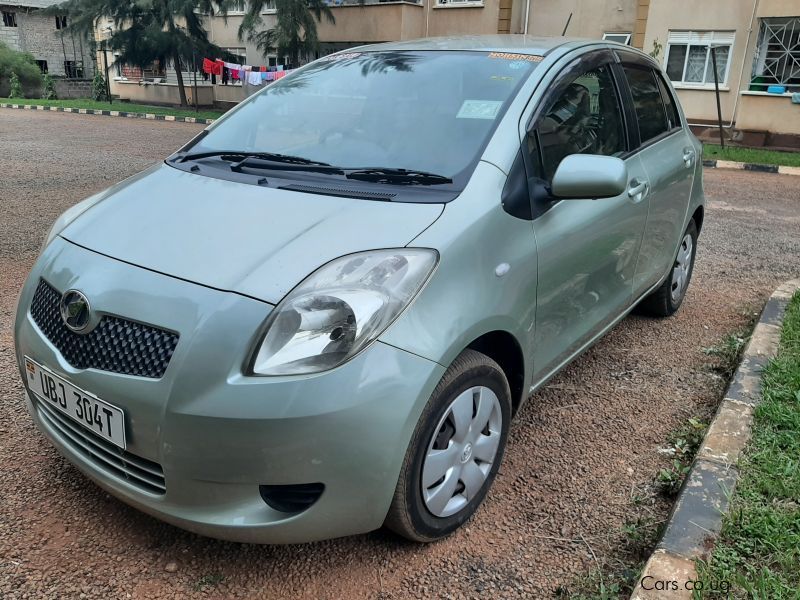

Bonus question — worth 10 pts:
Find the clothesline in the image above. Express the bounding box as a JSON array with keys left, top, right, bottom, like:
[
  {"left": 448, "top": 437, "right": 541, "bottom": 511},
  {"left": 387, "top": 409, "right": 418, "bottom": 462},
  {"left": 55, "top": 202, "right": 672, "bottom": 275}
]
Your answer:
[{"left": 201, "top": 58, "right": 296, "bottom": 86}]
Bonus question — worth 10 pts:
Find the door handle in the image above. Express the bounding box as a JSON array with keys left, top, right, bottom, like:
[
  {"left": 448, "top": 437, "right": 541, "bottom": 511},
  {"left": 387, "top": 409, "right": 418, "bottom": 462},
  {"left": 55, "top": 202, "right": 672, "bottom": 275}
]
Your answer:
[
  {"left": 628, "top": 178, "right": 648, "bottom": 202},
  {"left": 682, "top": 148, "right": 696, "bottom": 168}
]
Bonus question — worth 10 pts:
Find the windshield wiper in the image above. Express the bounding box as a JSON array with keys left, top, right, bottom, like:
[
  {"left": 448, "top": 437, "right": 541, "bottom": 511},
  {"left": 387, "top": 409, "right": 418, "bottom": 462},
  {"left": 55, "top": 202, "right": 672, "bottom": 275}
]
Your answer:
[
  {"left": 178, "top": 150, "right": 333, "bottom": 167},
  {"left": 345, "top": 168, "right": 453, "bottom": 186}
]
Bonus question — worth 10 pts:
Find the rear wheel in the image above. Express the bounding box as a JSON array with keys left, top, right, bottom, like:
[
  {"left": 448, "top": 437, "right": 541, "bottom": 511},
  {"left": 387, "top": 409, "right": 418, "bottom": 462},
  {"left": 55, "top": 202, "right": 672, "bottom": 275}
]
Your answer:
[
  {"left": 385, "top": 349, "right": 511, "bottom": 542},
  {"left": 637, "top": 220, "right": 698, "bottom": 317}
]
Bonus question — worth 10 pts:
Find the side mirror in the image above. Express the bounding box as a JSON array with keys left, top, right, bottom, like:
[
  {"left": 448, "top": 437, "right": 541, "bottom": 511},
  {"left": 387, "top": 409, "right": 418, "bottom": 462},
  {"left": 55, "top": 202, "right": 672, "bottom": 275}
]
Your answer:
[{"left": 551, "top": 154, "right": 627, "bottom": 199}]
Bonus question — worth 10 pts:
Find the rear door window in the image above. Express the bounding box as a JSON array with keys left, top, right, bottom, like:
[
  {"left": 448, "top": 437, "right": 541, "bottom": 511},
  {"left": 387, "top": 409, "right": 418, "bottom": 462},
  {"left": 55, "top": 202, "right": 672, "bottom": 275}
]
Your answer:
[
  {"left": 621, "top": 65, "right": 670, "bottom": 144},
  {"left": 656, "top": 73, "right": 681, "bottom": 130}
]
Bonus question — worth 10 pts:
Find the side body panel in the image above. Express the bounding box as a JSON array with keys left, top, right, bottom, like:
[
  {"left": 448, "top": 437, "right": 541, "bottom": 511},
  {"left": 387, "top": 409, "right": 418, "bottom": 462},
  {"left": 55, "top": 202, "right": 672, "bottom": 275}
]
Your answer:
[{"left": 530, "top": 154, "right": 649, "bottom": 376}]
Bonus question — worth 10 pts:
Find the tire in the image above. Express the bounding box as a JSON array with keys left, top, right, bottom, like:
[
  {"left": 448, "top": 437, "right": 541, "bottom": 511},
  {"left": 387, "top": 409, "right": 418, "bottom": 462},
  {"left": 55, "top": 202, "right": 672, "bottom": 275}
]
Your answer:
[
  {"left": 637, "top": 219, "right": 698, "bottom": 318},
  {"left": 385, "top": 349, "right": 512, "bottom": 542}
]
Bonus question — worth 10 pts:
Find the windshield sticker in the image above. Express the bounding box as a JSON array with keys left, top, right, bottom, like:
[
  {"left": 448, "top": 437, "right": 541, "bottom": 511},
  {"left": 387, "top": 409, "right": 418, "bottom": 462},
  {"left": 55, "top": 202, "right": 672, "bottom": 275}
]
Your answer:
[
  {"left": 488, "top": 52, "right": 544, "bottom": 63},
  {"left": 319, "top": 52, "right": 362, "bottom": 61},
  {"left": 456, "top": 100, "right": 504, "bottom": 120},
  {"left": 490, "top": 75, "right": 515, "bottom": 81}
]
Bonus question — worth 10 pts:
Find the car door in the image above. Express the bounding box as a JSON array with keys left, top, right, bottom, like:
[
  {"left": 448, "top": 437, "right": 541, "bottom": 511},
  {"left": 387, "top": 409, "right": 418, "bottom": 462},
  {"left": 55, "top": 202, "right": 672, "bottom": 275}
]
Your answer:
[
  {"left": 522, "top": 52, "right": 650, "bottom": 380},
  {"left": 617, "top": 58, "right": 696, "bottom": 295}
]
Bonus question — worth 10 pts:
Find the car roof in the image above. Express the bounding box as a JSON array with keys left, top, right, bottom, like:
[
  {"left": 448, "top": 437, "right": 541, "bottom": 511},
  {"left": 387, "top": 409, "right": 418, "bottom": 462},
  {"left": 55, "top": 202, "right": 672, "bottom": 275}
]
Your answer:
[{"left": 352, "top": 35, "right": 586, "bottom": 56}]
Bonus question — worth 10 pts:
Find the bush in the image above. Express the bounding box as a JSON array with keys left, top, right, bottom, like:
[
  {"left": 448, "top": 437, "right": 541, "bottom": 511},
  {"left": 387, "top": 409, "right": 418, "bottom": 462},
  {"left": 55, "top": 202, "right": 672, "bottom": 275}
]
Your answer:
[
  {"left": 0, "top": 40, "right": 42, "bottom": 97},
  {"left": 41, "top": 73, "right": 57, "bottom": 99},
  {"left": 92, "top": 71, "right": 107, "bottom": 101},
  {"left": 9, "top": 72, "right": 23, "bottom": 98}
]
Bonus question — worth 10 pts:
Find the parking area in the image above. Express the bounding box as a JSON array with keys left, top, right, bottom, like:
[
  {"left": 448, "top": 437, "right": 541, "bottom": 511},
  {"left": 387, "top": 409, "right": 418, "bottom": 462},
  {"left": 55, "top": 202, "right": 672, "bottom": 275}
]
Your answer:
[{"left": 1, "top": 109, "right": 799, "bottom": 599}]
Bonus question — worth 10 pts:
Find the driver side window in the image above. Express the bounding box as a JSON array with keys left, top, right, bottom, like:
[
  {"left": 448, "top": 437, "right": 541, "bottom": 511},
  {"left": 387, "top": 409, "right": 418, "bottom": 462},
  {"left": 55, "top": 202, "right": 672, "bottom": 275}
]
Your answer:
[{"left": 527, "top": 63, "right": 626, "bottom": 181}]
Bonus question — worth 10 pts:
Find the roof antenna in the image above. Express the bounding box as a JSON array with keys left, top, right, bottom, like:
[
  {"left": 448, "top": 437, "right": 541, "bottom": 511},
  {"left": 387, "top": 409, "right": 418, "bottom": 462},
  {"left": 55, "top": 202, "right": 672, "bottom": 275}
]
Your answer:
[{"left": 562, "top": 12, "right": 573, "bottom": 36}]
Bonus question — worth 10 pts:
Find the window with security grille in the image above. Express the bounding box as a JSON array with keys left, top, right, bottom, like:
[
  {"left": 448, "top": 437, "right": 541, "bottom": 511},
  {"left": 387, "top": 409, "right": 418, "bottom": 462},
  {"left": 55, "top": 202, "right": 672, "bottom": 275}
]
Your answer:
[
  {"left": 665, "top": 31, "right": 734, "bottom": 86},
  {"left": 751, "top": 17, "right": 800, "bottom": 92},
  {"left": 2, "top": 11, "right": 17, "bottom": 27}
]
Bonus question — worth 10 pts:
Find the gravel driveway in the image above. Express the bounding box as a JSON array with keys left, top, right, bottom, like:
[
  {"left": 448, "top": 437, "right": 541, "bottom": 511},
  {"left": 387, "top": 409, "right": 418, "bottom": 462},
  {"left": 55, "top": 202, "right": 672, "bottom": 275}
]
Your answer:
[{"left": 1, "top": 109, "right": 799, "bottom": 599}]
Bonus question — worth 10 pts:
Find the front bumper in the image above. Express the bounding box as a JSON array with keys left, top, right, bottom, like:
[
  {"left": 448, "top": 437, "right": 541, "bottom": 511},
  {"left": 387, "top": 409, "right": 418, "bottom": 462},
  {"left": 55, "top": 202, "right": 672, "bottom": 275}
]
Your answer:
[{"left": 14, "top": 238, "right": 445, "bottom": 543}]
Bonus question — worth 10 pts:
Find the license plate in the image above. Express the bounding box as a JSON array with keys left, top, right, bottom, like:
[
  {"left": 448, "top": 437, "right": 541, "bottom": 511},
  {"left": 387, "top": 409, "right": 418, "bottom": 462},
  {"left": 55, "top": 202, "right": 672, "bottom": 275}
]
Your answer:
[{"left": 25, "top": 357, "right": 126, "bottom": 449}]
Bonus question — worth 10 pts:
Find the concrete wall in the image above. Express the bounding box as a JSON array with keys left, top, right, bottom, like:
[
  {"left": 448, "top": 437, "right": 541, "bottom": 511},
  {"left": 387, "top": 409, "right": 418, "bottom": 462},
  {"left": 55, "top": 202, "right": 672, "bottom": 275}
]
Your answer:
[
  {"left": 426, "top": 2, "right": 501, "bottom": 37},
  {"left": 110, "top": 80, "right": 215, "bottom": 106},
  {"left": 316, "top": 3, "right": 424, "bottom": 44},
  {"left": 737, "top": 93, "right": 800, "bottom": 135},
  {"left": 0, "top": 5, "right": 93, "bottom": 77},
  {"left": 524, "top": 0, "right": 637, "bottom": 38},
  {"left": 54, "top": 78, "right": 92, "bottom": 98}
]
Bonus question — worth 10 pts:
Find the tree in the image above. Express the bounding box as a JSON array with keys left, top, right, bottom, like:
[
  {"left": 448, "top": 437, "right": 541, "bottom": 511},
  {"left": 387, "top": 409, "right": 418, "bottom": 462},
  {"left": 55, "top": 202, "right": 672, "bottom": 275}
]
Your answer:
[
  {"left": 49, "top": 0, "right": 236, "bottom": 107},
  {"left": 226, "top": 0, "right": 334, "bottom": 67},
  {"left": 0, "top": 41, "right": 42, "bottom": 97}
]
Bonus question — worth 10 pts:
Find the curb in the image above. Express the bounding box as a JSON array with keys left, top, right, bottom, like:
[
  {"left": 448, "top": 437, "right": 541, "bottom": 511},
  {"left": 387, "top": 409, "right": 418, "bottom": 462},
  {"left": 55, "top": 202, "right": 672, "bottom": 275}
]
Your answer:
[
  {"left": 702, "top": 158, "right": 800, "bottom": 177},
  {"left": 0, "top": 102, "right": 216, "bottom": 125},
  {"left": 631, "top": 278, "right": 800, "bottom": 600}
]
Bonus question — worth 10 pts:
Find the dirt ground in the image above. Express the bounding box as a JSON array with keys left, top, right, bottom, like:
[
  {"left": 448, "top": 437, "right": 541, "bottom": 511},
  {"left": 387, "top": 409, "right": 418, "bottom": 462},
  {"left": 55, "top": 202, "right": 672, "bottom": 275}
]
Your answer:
[{"left": 1, "top": 110, "right": 799, "bottom": 599}]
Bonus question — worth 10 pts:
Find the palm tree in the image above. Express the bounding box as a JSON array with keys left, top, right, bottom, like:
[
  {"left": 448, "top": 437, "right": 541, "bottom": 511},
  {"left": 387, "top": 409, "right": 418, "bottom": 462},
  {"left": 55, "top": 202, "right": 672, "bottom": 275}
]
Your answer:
[
  {"left": 48, "top": 0, "right": 236, "bottom": 107},
  {"left": 224, "top": 0, "right": 335, "bottom": 67}
]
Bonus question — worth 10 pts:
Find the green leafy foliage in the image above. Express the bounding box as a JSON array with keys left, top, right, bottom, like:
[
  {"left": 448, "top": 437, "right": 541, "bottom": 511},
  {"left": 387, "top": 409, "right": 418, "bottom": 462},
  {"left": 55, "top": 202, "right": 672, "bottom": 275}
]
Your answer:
[
  {"left": 224, "top": 0, "right": 335, "bottom": 66},
  {"left": 91, "top": 71, "right": 107, "bottom": 101},
  {"left": 0, "top": 41, "right": 42, "bottom": 96},
  {"left": 656, "top": 417, "right": 708, "bottom": 497},
  {"left": 41, "top": 73, "right": 57, "bottom": 100},
  {"left": 9, "top": 71, "right": 23, "bottom": 98}
]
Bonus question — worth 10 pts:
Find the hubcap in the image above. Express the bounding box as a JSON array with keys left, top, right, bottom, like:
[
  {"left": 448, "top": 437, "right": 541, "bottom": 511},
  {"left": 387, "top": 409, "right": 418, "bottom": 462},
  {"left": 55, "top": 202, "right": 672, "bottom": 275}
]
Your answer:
[
  {"left": 670, "top": 234, "right": 693, "bottom": 303},
  {"left": 421, "top": 386, "right": 502, "bottom": 518}
]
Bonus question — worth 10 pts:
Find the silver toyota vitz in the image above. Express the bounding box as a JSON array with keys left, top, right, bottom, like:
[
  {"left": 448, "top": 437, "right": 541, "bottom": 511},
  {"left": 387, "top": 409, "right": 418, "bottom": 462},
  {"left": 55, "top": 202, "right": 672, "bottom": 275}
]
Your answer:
[{"left": 14, "top": 36, "right": 704, "bottom": 543}]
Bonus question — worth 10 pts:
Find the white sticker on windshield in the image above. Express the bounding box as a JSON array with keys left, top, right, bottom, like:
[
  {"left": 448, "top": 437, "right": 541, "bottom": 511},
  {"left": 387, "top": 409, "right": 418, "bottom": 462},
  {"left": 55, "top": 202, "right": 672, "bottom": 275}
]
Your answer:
[{"left": 456, "top": 100, "right": 503, "bottom": 120}]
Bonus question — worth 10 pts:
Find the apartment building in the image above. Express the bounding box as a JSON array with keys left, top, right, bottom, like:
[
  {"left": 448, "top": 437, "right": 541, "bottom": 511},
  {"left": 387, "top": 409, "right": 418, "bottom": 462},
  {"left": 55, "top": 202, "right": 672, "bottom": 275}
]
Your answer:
[
  {"left": 100, "top": 0, "right": 799, "bottom": 143},
  {"left": 645, "top": 0, "right": 800, "bottom": 144}
]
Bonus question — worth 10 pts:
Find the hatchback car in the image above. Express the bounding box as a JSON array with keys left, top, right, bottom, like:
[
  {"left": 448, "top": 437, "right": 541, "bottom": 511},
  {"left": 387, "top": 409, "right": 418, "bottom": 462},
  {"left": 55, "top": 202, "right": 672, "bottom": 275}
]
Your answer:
[{"left": 15, "top": 36, "right": 704, "bottom": 543}]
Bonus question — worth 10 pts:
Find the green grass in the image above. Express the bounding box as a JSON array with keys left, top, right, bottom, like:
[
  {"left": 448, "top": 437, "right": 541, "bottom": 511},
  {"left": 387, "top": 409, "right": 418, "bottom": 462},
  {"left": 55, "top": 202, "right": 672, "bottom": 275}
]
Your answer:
[
  {"left": 695, "top": 291, "right": 800, "bottom": 598},
  {"left": 703, "top": 144, "right": 800, "bottom": 168},
  {"left": 0, "top": 97, "right": 223, "bottom": 120}
]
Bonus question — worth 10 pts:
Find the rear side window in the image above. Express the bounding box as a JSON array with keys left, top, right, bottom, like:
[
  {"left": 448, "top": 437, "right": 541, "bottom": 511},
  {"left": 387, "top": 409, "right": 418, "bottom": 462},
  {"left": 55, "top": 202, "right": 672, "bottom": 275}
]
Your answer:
[
  {"left": 656, "top": 74, "right": 681, "bottom": 129},
  {"left": 622, "top": 65, "right": 670, "bottom": 144}
]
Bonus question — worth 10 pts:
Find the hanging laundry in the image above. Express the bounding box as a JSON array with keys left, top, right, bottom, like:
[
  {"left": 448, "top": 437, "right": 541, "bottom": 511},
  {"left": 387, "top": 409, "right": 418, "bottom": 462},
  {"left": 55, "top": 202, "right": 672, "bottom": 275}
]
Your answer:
[
  {"left": 203, "top": 58, "right": 223, "bottom": 76},
  {"left": 247, "top": 70, "right": 262, "bottom": 85},
  {"left": 274, "top": 70, "right": 286, "bottom": 80}
]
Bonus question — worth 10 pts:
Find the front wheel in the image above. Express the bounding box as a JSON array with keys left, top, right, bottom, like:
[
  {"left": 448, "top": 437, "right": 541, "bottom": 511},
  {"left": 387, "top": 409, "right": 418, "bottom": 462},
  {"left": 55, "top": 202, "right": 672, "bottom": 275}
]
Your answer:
[
  {"left": 385, "top": 349, "right": 511, "bottom": 542},
  {"left": 637, "top": 219, "right": 698, "bottom": 317}
]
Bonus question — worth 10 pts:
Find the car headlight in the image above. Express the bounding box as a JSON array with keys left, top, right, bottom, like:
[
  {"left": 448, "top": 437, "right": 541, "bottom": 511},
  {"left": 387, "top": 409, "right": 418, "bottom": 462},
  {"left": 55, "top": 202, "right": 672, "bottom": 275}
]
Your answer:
[
  {"left": 41, "top": 192, "right": 104, "bottom": 252},
  {"left": 250, "top": 249, "right": 438, "bottom": 375}
]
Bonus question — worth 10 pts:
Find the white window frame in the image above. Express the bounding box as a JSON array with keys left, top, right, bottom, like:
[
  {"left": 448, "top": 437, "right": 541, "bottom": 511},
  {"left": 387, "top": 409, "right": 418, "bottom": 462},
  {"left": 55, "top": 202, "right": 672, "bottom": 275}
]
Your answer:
[
  {"left": 226, "top": 0, "right": 247, "bottom": 14},
  {"left": 603, "top": 32, "right": 631, "bottom": 45},
  {"left": 434, "top": 0, "right": 484, "bottom": 8},
  {"left": 664, "top": 30, "right": 735, "bottom": 89}
]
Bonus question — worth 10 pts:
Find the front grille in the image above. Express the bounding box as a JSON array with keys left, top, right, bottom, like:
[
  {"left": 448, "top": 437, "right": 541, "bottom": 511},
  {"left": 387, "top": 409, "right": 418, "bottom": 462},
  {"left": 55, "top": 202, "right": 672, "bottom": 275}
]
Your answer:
[
  {"left": 34, "top": 395, "right": 166, "bottom": 495},
  {"left": 29, "top": 279, "right": 179, "bottom": 379}
]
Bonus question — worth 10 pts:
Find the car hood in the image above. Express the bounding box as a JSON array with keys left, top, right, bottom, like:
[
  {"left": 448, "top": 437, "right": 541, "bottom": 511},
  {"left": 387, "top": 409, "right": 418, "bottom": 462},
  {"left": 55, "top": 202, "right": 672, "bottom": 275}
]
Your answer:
[{"left": 61, "top": 164, "right": 445, "bottom": 304}]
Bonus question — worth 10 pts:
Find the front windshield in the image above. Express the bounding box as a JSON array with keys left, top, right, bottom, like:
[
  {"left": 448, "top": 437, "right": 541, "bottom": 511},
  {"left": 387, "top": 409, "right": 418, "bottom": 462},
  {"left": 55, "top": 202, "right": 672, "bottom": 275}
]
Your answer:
[{"left": 189, "top": 51, "right": 540, "bottom": 182}]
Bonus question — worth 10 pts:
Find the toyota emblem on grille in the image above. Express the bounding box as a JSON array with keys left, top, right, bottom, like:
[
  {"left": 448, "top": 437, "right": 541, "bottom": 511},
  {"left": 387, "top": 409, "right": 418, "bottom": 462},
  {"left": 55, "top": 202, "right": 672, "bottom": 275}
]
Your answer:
[{"left": 60, "top": 290, "right": 92, "bottom": 333}]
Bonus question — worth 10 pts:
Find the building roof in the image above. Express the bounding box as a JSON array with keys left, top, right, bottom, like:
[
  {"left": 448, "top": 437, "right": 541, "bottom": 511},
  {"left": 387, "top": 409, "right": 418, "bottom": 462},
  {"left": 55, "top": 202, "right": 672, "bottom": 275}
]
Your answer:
[
  {"left": 1, "top": 1, "right": 58, "bottom": 8},
  {"left": 352, "top": 35, "right": 585, "bottom": 56}
]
